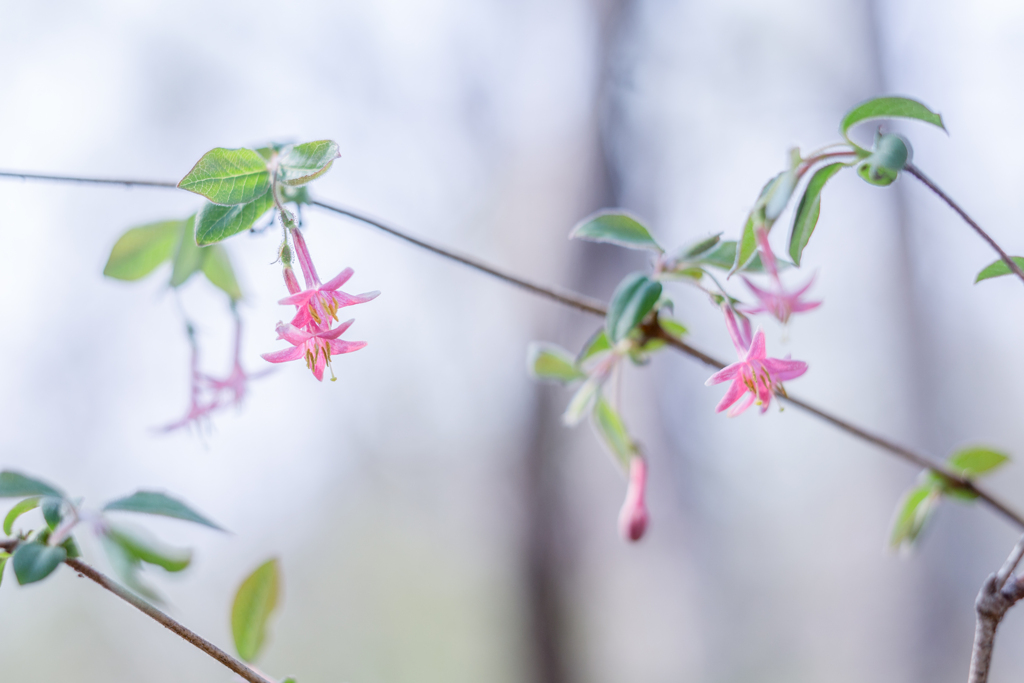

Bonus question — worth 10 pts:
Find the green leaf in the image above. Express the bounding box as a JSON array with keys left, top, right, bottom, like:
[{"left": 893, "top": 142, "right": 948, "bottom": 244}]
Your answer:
[
  {"left": 763, "top": 169, "right": 797, "bottom": 221},
  {"left": 841, "top": 97, "right": 946, "bottom": 141},
  {"left": 569, "top": 211, "right": 663, "bottom": 253},
  {"left": 0, "top": 472, "right": 63, "bottom": 499},
  {"left": 948, "top": 447, "right": 1009, "bottom": 477},
  {"left": 789, "top": 163, "right": 844, "bottom": 266},
  {"left": 282, "top": 185, "right": 310, "bottom": 205},
  {"left": 195, "top": 190, "right": 275, "bottom": 246},
  {"left": 170, "top": 215, "right": 205, "bottom": 287},
  {"left": 4, "top": 497, "right": 40, "bottom": 535},
  {"left": 202, "top": 245, "right": 243, "bottom": 301},
  {"left": 857, "top": 162, "right": 899, "bottom": 187},
  {"left": 178, "top": 148, "right": 271, "bottom": 205},
  {"left": 105, "top": 523, "right": 192, "bottom": 573},
  {"left": 605, "top": 273, "right": 663, "bottom": 343},
  {"left": 41, "top": 497, "right": 63, "bottom": 530},
  {"left": 277, "top": 140, "right": 341, "bottom": 187},
  {"left": 889, "top": 485, "right": 941, "bottom": 549},
  {"left": 975, "top": 257, "right": 1024, "bottom": 283},
  {"left": 731, "top": 215, "right": 759, "bottom": 275},
  {"left": 591, "top": 397, "right": 635, "bottom": 470},
  {"left": 578, "top": 329, "right": 612, "bottom": 365},
  {"left": 103, "top": 220, "right": 183, "bottom": 281},
  {"left": 676, "top": 233, "right": 722, "bottom": 260},
  {"left": 527, "top": 343, "right": 585, "bottom": 384},
  {"left": 12, "top": 542, "right": 66, "bottom": 585},
  {"left": 0, "top": 551, "right": 9, "bottom": 588},
  {"left": 62, "top": 536, "right": 81, "bottom": 559},
  {"left": 563, "top": 377, "right": 602, "bottom": 426},
  {"left": 100, "top": 532, "right": 160, "bottom": 601},
  {"left": 232, "top": 558, "right": 281, "bottom": 663},
  {"left": 658, "top": 316, "right": 687, "bottom": 339},
  {"left": 104, "top": 491, "right": 224, "bottom": 531}
]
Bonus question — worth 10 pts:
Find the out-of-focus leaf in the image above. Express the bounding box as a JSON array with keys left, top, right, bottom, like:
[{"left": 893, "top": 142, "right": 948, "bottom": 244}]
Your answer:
[
  {"left": 591, "top": 397, "right": 635, "bottom": 470},
  {"left": 12, "top": 542, "right": 66, "bottom": 585},
  {"left": 0, "top": 472, "right": 63, "bottom": 499},
  {"left": 659, "top": 316, "right": 687, "bottom": 339},
  {"left": 178, "top": 147, "right": 270, "bottom": 205},
  {"left": 605, "top": 273, "right": 662, "bottom": 343},
  {"left": 731, "top": 215, "right": 759, "bottom": 275},
  {"left": 676, "top": 233, "right": 722, "bottom": 260},
  {"left": 103, "top": 220, "right": 182, "bottom": 281},
  {"left": 282, "top": 185, "right": 310, "bottom": 205},
  {"left": 62, "top": 536, "right": 81, "bottom": 559},
  {"left": 527, "top": 343, "right": 585, "bottom": 384},
  {"left": 975, "top": 257, "right": 1024, "bottom": 283},
  {"left": 100, "top": 532, "right": 160, "bottom": 602},
  {"left": 578, "top": 329, "right": 612, "bottom": 366},
  {"left": 170, "top": 216, "right": 205, "bottom": 287},
  {"left": 889, "top": 485, "right": 941, "bottom": 550},
  {"left": 232, "top": 558, "right": 281, "bottom": 663},
  {"left": 0, "top": 551, "right": 9, "bottom": 588},
  {"left": 103, "top": 491, "right": 224, "bottom": 531},
  {"left": 563, "top": 377, "right": 602, "bottom": 426},
  {"left": 4, "top": 497, "right": 40, "bottom": 535},
  {"left": 40, "top": 497, "right": 63, "bottom": 530},
  {"left": 764, "top": 169, "right": 797, "bottom": 221},
  {"left": 105, "top": 523, "right": 192, "bottom": 573},
  {"left": 948, "top": 447, "right": 1010, "bottom": 477},
  {"left": 841, "top": 96, "right": 945, "bottom": 143},
  {"left": 195, "top": 190, "right": 275, "bottom": 246},
  {"left": 569, "top": 211, "right": 663, "bottom": 253},
  {"left": 789, "top": 163, "right": 844, "bottom": 266},
  {"left": 277, "top": 140, "right": 340, "bottom": 187},
  {"left": 202, "top": 245, "right": 243, "bottom": 301}
]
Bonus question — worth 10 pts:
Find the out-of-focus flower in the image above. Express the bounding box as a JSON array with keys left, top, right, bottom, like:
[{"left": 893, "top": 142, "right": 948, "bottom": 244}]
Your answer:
[
  {"left": 705, "top": 306, "right": 807, "bottom": 416},
  {"left": 618, "top": 456, "right": 649, "bottom": 542},
  {"left": 741, "top": 227, "right": 821, "bottom": 324},
  {"left": 261, "top": 320, "right": 366, "bottom": 382}
]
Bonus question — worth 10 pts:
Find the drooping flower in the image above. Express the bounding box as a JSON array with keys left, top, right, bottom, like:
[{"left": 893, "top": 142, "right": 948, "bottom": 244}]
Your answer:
[
  {"left": 705, "top": 306, "right": 807, "bottom": 416},
  {"left": 203, "top": 315, "right": 273, "bottom": 406},
  {"left": 261, "top": 319, "right": 367, "bottom": 382},
  {"left": 618, "top": 455, "right": 649, "bottom": 542},
  {"left": 741, "top": 227, "right": 821, "bottom": 324},
  {"left": 282, "top": 228, "right": 379, "bottom": 330}
]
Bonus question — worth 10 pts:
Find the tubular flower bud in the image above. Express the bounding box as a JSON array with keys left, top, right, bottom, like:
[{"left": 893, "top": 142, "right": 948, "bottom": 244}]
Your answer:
[{"left": 618, "top": 456, "right": 650, "bottom": 542}]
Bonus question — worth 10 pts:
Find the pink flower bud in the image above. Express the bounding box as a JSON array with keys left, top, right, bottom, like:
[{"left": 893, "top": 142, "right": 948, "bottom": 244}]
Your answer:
[{"left": 618, "top": 456, "right": 649, "bottom": 542}]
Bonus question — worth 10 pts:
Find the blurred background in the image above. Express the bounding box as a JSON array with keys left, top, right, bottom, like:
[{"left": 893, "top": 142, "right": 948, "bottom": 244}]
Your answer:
[{"left": 2, "top": 0, "right": 1024, "bottom": 681}]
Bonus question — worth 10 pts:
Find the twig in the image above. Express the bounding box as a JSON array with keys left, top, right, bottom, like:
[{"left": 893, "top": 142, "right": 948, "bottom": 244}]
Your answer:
[
  {"left": 904, "top": 163, "right": 1024, "bottom": 284},
  {"left": 0, "top": 170, "right": 177, "bottom": 188},
  {"left": 968, "top": 543, "right": 1024, "bottom": 683},
  {"left": 1, "top": 169, "right": 1023, "bottom": 531},
  {"left": 65, "top": 556, "right": 275, "bottom": 683}
]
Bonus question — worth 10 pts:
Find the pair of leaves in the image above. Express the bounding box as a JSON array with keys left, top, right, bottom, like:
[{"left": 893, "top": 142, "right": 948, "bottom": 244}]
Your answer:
[
  {"left": 179, "top": 141, "right": 339, "bottom": 245},
  {"left": 104, "top": 216, "right": 242, "bottom": 301},
  {"left": 890, "top": 447, "right": 1009, "bottom": 549}
]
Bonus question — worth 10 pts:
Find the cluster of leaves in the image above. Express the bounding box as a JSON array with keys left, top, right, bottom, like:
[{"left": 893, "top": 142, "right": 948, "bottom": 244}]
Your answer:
[
  {"left": 530, "top": 213, "right": 689, "bottom": 470},
  {"left": 890, "top": 447, "right": 1010, "bottom": 549},
  {"left": 0, "top": 470, "right": 221, "bottom": 598}
]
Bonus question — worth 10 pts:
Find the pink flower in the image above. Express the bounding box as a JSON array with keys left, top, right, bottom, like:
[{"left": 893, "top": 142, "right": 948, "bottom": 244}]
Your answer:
[
  {"left": 261, "top": 319, "right": 367, "bottom": 382},
  {"left": 705, "top": 306, "right": 807, "bottom": 416},
  {"left": 741, "top": 227, "right": 820, "bottom": 324},
  {"left": 283, "top": 229, "right": 379, "bottom": 330},
  {"left": 618, "top": 456, "right": 649, "bottom": 542}
]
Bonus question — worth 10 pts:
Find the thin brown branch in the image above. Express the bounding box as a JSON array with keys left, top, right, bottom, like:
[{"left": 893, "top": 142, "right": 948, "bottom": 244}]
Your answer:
[
  {"left": 1, "top": 169, "right": 1023, "bottom": 531},
  {"left": 65, "top": 556, "right": 275, "bottom": 683},
  {"left": 904, "top": 163, "right": 1024, "bottom": 284},
  {"left": 0, "top": 170, "right": 178, "bottom": 188}
]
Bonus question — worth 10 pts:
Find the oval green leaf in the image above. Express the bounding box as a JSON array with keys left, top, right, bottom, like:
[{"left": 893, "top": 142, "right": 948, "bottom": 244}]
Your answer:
[
  {"left": 889, "top": 485, "right": 940, "bottom": 550},
  {"left": 841, "top": 97, "right": 945, "bottom": 142},
  {"left": 975, "top": 256, "right": 1024, "bottom": 283},
  {"left": 789, "top": 163, "right": 844, "bottom": 266},
  {"left": 170, "top": 215, "right": 205, "bottom": 287},
  {"left": 591, "top": 397, "right": 635, "bottom": 470},
  {"left": 605, "top": 272, "right": 663, "bottom": 343},
  {"left": 0, "top": 471, "right": 63, "bottom": 499},
  {"left": 0, "top": 551, "right": 9, "bottom": 588},
  {"left": 232, "top": 558, "right": 281, "bottom": 663},
  {"left": 202, "top": 244, "right": 243, "bottom": 301},
  {"left": 105, "top": 524, "right": 192, "bottom": 573},
  {"left": 103, "top": 491, "right": 224, "bottom": 531},
  {"left": 278, "top": 140, "right": 341, "bottom": 187},
  {"left": 3, "top": 497, "right": 41, "bottom": 535},
  {"left": 41, "top": 497, "right": 63, "bottom": 530},
  {"left": 195, "top": 190, "right": 275, "bottom": 246},
  {"left": 527, "top": 343, "right": 584, "bottom": 384},
  {"left": 103, "top": 220, "right": 183, "bottom": 281},
  {"left": 947, "top": 447, "right": 1009, "bottom": 477},
  {"left": 178, "top": 148, "right": 271, "bottom": 205},
  {"left": 570, "top": 211, "right": 663, "bottom": 253},
  {"left": 12, "top": 542, "right": 66, "bottom": 585}
]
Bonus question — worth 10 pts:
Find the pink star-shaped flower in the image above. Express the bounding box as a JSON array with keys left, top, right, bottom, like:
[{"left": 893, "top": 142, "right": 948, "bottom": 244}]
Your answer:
[
  {"left": 705, "top": 307, "right": 807, "bottom": 416},
  {"left": 741, "top": 227, "right": 821, "bottom": 324},
  {"left": 261, "top": 319, "right": 367, "bottom": 382}
]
